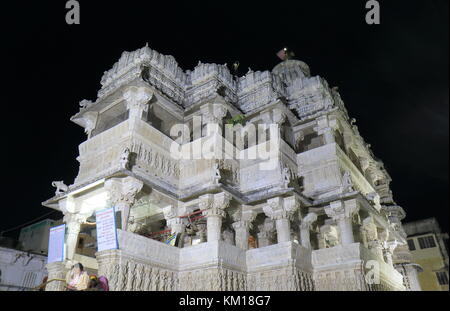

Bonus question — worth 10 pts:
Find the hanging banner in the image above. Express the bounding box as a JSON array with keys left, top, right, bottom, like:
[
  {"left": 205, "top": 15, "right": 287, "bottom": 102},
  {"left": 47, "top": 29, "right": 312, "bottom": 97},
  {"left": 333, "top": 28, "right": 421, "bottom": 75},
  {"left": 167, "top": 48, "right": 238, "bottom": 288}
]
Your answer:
[
  {"left": 96, "top": 207, "right": 118, "bottom": 252},
  {"left": 47, "top": 224, "right": 66, "bottom": 263},
  {"left": 165, "top": 233, "right": 178, "bottom": 247}
]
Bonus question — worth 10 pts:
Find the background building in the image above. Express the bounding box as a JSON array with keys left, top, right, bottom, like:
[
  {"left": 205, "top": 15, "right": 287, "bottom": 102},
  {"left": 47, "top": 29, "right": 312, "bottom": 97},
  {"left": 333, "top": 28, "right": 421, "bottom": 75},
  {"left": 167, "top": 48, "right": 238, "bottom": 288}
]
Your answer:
[
  {"left": 404, "top": 218, "right": 449, "bottom": 291},
  {"left": 18, "top": 219, "right": 56, "bottom": 255},
  {"left": 0, "top": 246, "right": 47, "bottom": 291},
  {"left": 0, "top": 219, "right": 65, "bottom": 291}
]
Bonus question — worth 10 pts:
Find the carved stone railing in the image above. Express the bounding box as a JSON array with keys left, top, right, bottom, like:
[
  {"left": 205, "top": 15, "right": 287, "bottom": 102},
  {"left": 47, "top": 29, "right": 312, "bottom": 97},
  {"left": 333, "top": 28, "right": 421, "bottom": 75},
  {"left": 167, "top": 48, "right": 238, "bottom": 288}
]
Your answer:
[
  {"left": 246, "top": 241, "right": 314, "bottom": 291},
  {"left": 246, "top": 241, "right": 312, "bottom": 272},
  {"left": 117, "top": 230, "right": 179, "bottom": 268},
  {"left": 179, "top": 240, "right": 246, "bottom": 272},
  {"left": 312, "top": 243, "right": 405, "bottom": 291}
]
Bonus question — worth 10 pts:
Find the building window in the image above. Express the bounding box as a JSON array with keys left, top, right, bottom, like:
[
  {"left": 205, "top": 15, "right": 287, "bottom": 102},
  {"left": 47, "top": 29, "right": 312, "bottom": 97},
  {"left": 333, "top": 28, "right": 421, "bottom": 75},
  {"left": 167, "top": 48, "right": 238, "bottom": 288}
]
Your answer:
[
  {"left": 436, "top": 272, "right": 449, "bottom": 285},
  {"left": 407, "top": 239, "right": 416, "bottom": 251},
  {"left": 418, "top": 235, "right": 436, "bottom": 249}
]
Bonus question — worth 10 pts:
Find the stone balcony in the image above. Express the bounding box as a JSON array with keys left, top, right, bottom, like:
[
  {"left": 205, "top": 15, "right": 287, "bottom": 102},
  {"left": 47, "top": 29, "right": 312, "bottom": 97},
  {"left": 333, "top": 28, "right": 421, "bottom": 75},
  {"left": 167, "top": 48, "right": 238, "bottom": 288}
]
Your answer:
[
  {"left": 75, "top": 118, "right": 179, "bottom": 188},
  {"left": 298, "top": 143, "right": 377, "bottom": 203},
  {"left": 95, "top": 230, "right": 313, "bottom": 289},
  {"left": 104, "top": 230, "right": 312, "bottom": 273},
  {"left": 312, "top": 242, "right": 405, "bottom": 290},
  {"left": 246, "top": 241, "right": 312, "bottom": 273}
]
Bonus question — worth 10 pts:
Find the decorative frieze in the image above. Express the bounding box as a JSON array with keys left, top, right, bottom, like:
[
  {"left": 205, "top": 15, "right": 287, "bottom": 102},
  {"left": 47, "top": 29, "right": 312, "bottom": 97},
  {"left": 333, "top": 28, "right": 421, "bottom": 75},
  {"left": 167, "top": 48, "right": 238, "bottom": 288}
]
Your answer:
[{"left": 130, "top": 140, "right": 180, "bottom": 179}]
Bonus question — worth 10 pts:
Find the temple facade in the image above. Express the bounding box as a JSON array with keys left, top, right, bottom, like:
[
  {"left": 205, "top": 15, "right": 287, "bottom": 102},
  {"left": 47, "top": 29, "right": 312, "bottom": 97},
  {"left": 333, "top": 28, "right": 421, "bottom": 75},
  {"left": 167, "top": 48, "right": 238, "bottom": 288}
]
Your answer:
[{"left": 42, "top": 45, "right": 419, "bottom": 291}]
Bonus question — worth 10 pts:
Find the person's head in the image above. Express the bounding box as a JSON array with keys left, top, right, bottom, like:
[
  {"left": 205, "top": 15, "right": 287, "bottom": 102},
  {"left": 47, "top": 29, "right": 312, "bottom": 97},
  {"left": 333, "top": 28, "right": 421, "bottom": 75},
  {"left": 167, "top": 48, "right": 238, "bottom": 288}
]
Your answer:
[
  {"left": 89, "top": 275, "right": 98, "bottom": 288},
  {"left": 72, "top": 263, "right": 84, "bottom": 275}
]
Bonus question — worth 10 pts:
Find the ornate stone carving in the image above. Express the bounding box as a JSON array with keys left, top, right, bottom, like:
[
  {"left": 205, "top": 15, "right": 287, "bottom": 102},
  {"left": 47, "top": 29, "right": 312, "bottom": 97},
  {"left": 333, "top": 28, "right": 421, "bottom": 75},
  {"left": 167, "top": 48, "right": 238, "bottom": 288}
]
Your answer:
[
  {"left": 123, "top": 87, "right": 154, "bottom": 119},
  {"left": 119, "top": 147, "right": 131, "bottom": 170},
  {"left": 299, "top": 212, "right": 318, "bottom": 249},
  {"left": 263, "top": 196, "right": 299, "bottom": 221},
  {"left": 342, "top": 171, "right": 354, "bottom": 193},
  {"left": 52, "top": 181, "right": 69, "bottom": 195},
  {"left": 105, "top": 177, "right": 144, "bottom": 231},
  {"left": 324, "top": 200, "right": 359, "bottom": 245},
  {"left": 231, "top": 209, "right": 256, "bottom": 250},
  {"left": 281, "top": 166, "right": 291, "bottom": 189},
  {"left": 213, "top": 162, "right": 221, "bottom": 185}
]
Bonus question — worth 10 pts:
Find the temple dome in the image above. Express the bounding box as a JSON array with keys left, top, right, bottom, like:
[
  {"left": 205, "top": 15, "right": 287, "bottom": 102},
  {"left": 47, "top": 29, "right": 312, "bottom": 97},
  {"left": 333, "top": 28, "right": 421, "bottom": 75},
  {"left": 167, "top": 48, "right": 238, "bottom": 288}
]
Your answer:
[{"left": 272, "top": 59, "right": 311, "bottom": 84}]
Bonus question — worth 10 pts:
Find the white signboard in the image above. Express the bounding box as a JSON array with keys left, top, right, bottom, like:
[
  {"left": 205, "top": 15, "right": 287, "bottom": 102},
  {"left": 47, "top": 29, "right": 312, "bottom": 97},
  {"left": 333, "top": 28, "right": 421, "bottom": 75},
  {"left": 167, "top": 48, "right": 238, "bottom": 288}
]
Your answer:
[
  {"left": 96, "top": 207, "right": 118, "bottom": 252},
  {"left": 48, "top": 224, "right": 65, "bottom": 263}
]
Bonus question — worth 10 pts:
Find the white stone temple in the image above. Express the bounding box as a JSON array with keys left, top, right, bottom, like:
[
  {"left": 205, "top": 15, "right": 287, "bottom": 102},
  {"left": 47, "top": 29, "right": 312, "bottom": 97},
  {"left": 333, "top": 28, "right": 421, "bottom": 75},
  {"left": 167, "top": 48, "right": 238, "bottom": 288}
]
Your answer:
[{"left": 42, "top": 45, "right": 420, "bottom": 291}]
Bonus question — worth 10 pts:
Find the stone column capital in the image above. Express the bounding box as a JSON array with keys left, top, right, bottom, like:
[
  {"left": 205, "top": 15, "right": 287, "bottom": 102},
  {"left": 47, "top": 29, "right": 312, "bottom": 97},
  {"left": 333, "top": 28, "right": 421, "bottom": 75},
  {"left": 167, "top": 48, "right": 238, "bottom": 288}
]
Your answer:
[
  {"left": 123, "top": 86, "right": 153, "bottom": 107},
  {"left": 200, "top": 192, "right": 231, "bottom": 218},
  {"left": 272, "top": 109, "right": 286, "bottom": 125},
  {"left": 104, "top": 177, "right": 144, "bottom": 231},
  {"left": 63, "top": 212, "right": 85, "bottom": 226},
  {"left": 263, "top": 196, "right": 299, "bottom": 220},
  {"left": 300, "top": 212, "right": 318, "bottom": 230},
  {"left": 325, "top": 200, "right": 359, "bottom": 221},
  {"left": 105, "top": 177, "right": 144, "bottom": 207},
  {"left": 200, "top": 103, "right": 228, "bottom": 124},
  {"left": 258, "top": 219, "right": 276, "bottom": 234},
  {"left": 162, "top": 203, "right": 189, "bottom": 232},
  {"left": 231, "top": 208, "right": 256, "bottom": 223},
  {"left": 232, "top": 221, "right": 250, "bottom": 231},
  {"left": 123, "top": 86, "right": 153, "bottom": 119}
]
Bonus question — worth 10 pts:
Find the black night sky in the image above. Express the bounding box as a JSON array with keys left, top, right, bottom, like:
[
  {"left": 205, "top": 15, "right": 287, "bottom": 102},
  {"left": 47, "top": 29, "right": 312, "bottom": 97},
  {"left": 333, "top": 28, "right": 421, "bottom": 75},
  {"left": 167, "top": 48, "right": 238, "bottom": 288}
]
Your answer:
[{"left": 1, "top": 1, "right": 448, "bottom": 237}]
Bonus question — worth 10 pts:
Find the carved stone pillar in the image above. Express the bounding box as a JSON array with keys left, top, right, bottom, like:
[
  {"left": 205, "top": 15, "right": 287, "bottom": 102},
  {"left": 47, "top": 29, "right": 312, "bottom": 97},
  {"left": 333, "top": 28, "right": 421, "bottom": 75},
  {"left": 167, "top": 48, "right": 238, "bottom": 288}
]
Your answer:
[
  {"left": 163, "top": 205, "right": 187, "bottom": 234},
  {"left": 123, "top": 86, "right": 153, "bottom": 120},
  {"left": 163, "top": 204, "right": 188, "bottom": 247},
  {"left": 299, "top": 212, "right": 318, "bottom": 249},
  {"left": 198, "top": 224, "right": 207, "bottom": 243},
  {"left": 45, "top": 262, "right": 68, "bottom": 291},
  {"left": 105, "top": 177, "right": 144, "bottom": 232},
  {"left": 314, "top": 115, "right": 337, "bottom": 145},
  {"left": 324, "top": 200, "right": 359, "bottom": 245},
  {"left": 200, "top": 192, "right": 231, "bottom": 242},
  {"left": 231, "top": 209, "right": 256, "bottom": 250},
  {"left": 257, "top": 219, "right": 275, "bottom": 247},
  {"left": 383, "top": 241, "right": 398, "bottom": 266},
  {"left": 63, "top": 212, "right": 84, "bottom": 261},
  {"left": 200, "top": 103, "right": 227, "bottom": 136},
  {"left": 263, "top": 196, "right": 299, "bottom": 243},
  {"left": 360, "top": 216, "right": 377, "bottom": 247}
]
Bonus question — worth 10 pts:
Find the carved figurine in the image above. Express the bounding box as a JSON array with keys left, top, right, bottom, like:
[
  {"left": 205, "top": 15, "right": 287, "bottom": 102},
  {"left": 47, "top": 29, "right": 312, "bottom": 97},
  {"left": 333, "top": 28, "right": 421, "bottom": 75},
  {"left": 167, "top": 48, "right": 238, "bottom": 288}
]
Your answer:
[
  {"left": 52, "top": 181, "right": 69, "bottom": 195},
  {"left": 120, "top": 147, "right": 131, "bottom": 170},
  {"left": 342, "top": 171, "right": 354, "bottom": 193},
  {"left": 213, "top": 162, "right": 221, "bottom": 185},
  {"left": 79, "top": 99, "right": 92, "bottom": 109},
  {"left": 282, "top": 166, "right": 291, "bottom": 188},
  {"left": 222, "top": 229, "right": 234, "bottom": 245}
]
